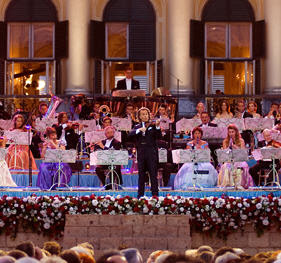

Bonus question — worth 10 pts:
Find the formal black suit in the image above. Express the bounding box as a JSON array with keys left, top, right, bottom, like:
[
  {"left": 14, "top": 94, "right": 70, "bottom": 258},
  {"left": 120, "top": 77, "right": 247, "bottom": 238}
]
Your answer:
[
  {"left": 249, "top": 140, "right": 281, "bottom": 186},
  {"left": 242, "top": 111, "right": 253, "bottom": 118},
  {"left": 198, "top": 122, "right": 218, "bottom": 127},
  {"left": 116, "top": 78, "right": 140, "bottom": 90},
  {"left": 129, "top": 123, "right": 161, "bottom": 198},
  {"left": 94, "top": 138, "right": 123, "bottom": 186},
  {"left": 52, "top": 124, "right": 79, "bottom": 150}
]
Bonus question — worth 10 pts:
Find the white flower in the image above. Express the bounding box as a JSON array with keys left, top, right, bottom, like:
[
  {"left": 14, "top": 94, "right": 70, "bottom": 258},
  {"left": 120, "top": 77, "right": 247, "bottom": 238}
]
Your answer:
[
  {"left": 180, "top": 207, "right": 184, "bottom": 212},
  {"left": 256, "top": 203, "right": 262, "bottom": 209},
  {"left": 0, "top": 220, "right": 5, "bottom": 227},
  {"left": 44, "top": 223, "right": 50, "bottom": 229},
  {"left": 143, "top": 207, "right": 149, "bottom": 213},
  {"left": 262, "top": 219, "right": 269, "bottom": 226},
  {"left": 237, "top": 203, "right": 242, "bottom": 208},
  {"left": 241, "top": 214, "right": 247, "bottom": 220},
  {"left": 92, "top": 200, "right": 98, "bottom": 206}
]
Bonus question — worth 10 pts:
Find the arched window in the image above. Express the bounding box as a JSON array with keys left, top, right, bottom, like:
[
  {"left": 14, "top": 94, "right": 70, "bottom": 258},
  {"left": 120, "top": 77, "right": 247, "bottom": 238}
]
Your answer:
[
  {"left": 190, "top": 0, "right": 265, "bottom": 95},
  {"left": 0, "top": 0, "right": 68, "bottom": 107},
  {"left": 90, "top": 0, "right": 157, "bottom": 94}
]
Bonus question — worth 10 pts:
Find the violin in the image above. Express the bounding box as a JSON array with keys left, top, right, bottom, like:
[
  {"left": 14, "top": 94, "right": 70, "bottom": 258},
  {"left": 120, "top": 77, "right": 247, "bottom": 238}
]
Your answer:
[{"left": 268, "top": 140, "right": 281, "bottom": 148}]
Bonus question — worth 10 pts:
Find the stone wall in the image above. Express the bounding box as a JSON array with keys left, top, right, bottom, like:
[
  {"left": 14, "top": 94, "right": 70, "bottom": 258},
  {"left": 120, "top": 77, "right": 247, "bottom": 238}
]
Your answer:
[{"left": 0, "top": 215, "right": 280, "bottom": 259}]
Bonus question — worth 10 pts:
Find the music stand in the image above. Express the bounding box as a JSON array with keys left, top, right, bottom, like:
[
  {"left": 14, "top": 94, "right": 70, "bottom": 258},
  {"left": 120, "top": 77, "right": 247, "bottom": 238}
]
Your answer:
[
  {"left": 112, "top": 90, "right": 146, "bottom": 97},
  {"left": 90, "top": 150, "right": 128, "bottom": 190},
  {"left": 172, "top": 149, "right": 211, "bottom": 188},
  {"left": 44, "top": 149, "right": 77, "bottom": 190},
  {"left": 216, "top": 149, "right": 249, "bottom": 189},
  {"left": 4, "top": 131, "right": 32, "bottom": 170},
  {"left": 260, "top": 148, "right": 281, "bottom": 187}
]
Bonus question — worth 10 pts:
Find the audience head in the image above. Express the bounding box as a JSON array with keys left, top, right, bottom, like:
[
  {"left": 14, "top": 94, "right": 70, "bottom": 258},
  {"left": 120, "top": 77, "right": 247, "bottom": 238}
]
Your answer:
[
  {"left": 7, "top": 250, "right": 27, "bottom": 260},
  {"left": 43, "top": 241, "right": 61, "bottom": 256},
  {"left": 58, "top": 112, "right": 68, "bottom": 125},
  {"left": 97, "top": 250, "right": 123, "bottom": 263},
  {"left": 197, "top": 251, "right": 214, "bottom": 263},
  {"left": 103, "top": 117, "right": 112, "bottom": 128},
  {"left": 0, "top": 256, "right": 16, "bottom": 263},
  {"left": 16, "top": 257, "right": 40, "bottom": 263},
  {"left": 41, "top": 256, "right": 67, "bottom": 263},
  {"left": 13, "top": 114, "right": 25, "bottom": 129},
  {"left": 60, "top": 250, "right": 81, "bottom": 263},
  {"left": 200, "top": 112, "right": 210, "bottom": 125},
  {"left": 137, "top": 107, "right": 150, "bottom": 123},
  {"left": 215, "top": 252, "right": 240, "bottom": 263},
  {"left": 197, "top": 246, "right": 213, "bottom": 254},
  {"left": 15, "top": 241, "right": 35, "bottom": 258},
  {"left": 192, "top": 127, "right": 203, "bottom": 140},
  {"left": 121, "top": 248, "right": 143, "bottom": 263},
  {"left": 39, "top": 102, "right": 48, "bottom": 116}
]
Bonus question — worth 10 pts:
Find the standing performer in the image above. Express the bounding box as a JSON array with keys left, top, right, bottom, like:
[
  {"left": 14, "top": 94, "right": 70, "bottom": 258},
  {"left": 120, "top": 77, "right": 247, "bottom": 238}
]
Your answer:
[{"left": 129, "top": 107, "right": 161, "bottom": 198}]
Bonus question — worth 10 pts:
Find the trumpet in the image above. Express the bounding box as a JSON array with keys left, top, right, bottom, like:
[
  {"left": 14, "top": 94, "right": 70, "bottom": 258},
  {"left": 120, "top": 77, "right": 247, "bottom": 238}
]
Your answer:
[{"left": 99, "top": 105, "right": 111, "bottom": 117}]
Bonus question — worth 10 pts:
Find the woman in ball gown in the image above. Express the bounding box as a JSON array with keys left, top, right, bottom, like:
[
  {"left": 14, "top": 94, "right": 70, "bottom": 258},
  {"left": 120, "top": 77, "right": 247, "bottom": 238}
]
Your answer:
[
  {"left": 217, "top": 124, "right": 254, "bottom": 189},
  {"left": 5, "top": 114, "right": 37, "bottom": 170},
  {"left": 0, "top": 137, "right": 16, "bottom": 187},
  {"left": 247, "top": 101, "right": 261, "bottom": 118},
  {"left": 215, "top": 100, "right": 233, "bottom": 119},
  {"left": 37, "top": 127, "right": 72, "bottom": 190},
  {"left": 174, "top": 127, "right": 218, "bottom": 189}
]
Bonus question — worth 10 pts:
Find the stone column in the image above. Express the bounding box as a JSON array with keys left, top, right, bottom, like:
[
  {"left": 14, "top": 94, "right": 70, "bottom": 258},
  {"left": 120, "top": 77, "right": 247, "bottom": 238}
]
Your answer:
[
  {"left": 65, "top": 0, "right": 91, "bottom": 95},
  {"left": 264, "top": 0, "right": 281, "bottom": 94},
  {"left": 166, "top": 0, "right": 194, "bottom": 94}
]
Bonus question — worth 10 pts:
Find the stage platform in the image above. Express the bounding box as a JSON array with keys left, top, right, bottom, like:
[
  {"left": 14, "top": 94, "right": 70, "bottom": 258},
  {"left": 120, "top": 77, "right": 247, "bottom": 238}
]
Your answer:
[{"left": 1, "top": 187, "right": 281, "bottom": 198}]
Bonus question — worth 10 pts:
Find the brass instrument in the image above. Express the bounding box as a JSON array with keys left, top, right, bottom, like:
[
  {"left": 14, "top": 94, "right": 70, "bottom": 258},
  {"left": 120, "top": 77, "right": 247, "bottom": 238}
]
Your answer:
[{"left": 99, "top": 105, "right": 111, "bottom": 117}]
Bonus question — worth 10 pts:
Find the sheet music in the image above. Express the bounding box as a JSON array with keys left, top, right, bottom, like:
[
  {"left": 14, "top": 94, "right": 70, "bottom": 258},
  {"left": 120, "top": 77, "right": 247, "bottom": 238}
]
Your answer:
[
  {"left": 4, "top": 131, "right": 32, "bottom": 145},
  {"left": 213, "top": 118, "right": 245, "bottom": 131},
  {"left": 172, "top": 149, "right": 211, "bottom": 164},
  {"left": 176, "top": 118, "right": 202, "bottom": 133},
  {"left": 158, "top": 148, "right": 167, "bottom": 163},
  {"left": 90, "top": 150, "right": 129, "bottom": 165},
  {"left": 0, "top": 148, "right": 6, "bottom": 161},
  {"left": 44, "top": 149, "right": 77, "bottom": 163},
  {"left": 0, "top": 120, "right": 13, "bottom": 130},
  {"left": 216, "top": 149, "right": 249, "bottom": 163},
  {"left": 77, "top": 120, "right": 97, "bottom": 132},
  {"left": 202, "top": 127, "right": 227, "bottom": 139},
  {"left": 158, "top": 117, "right": 171, "bottom": 130},
  {"left": 244, "top": 118, "right": 274, "bottom": 131},
  {"left": 35, "top": 118, "right": 57, "bottom": 133},
  {"left": 85, "top": 130, "right": 122, "bottom": 143},
  {"left": 111, "top": 117, "right": 132, "bottom": 131},
  {"left": 260, "top": 148, "right": 281, "bottom": 160}
]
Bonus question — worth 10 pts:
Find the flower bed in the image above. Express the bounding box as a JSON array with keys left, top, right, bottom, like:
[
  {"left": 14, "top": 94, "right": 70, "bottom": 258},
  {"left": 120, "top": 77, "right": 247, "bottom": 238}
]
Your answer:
[{"left": 0, "top": 194, "right": 281, "bottom": 239}]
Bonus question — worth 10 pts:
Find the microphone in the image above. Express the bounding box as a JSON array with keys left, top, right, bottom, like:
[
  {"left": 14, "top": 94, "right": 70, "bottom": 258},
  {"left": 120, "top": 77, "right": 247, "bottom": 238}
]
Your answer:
[{"left": 229, "top": 138, "right": 233, "bottom": 150}]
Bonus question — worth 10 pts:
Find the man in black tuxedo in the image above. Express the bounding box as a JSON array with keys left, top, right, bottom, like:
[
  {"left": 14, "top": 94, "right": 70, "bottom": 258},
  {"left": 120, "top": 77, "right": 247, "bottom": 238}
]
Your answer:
[
  {"left": 235, "top": 100, "right": 253, "bottom": 118},
  {"left": 116, "top": 68, "right": 140, "bottom": 90},
  {"left": 198, "top": 112, "right": 217, "bottom": 128},
  {"left": 52, "top": 112, "right": 80, "bottom": 150},
  {"left": 93, "top": 126, "right": 123, "bottom": 187},
  {"left": 37, "top": 102, "right": 48, "bottom": 120},
  {"left": 129, "top": 107, "right": 161, "bottom": 198}
]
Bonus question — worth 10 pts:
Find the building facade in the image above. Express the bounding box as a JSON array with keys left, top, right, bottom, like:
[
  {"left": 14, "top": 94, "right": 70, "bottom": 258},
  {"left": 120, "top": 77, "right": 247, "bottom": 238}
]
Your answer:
[{"left": 0, "top": 0, "right": 280, "bottom": 102}]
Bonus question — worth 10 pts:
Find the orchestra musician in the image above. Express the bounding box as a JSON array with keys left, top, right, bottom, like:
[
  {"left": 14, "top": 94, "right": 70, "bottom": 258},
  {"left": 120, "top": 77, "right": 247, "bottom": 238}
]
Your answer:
[
  {"left": 198, "top": 112, "right": 217, "bottom": 128},
  {"left": 92, "top": 126, "right": 123, "bottom": 188},
  {"left": 249, "top": 129, "right": 281, "bottom": 186},
  {"left": 217, "top": 124, "right": 254, "bottom": 189},
  {"left": 52, "top": 112, "right": 81, "bottom": 150},
  {"left": 116, "top": 67, "right": 140, "bottom": 90},
  {"left": 29, "top": 115, "right": 43, "bottom": 159},
  {"left": 193, "top": 102, "right": 205, "bottom": 119},
  {"left": 129, "top": 107, "right": 161, "bottom": 198},
  {"left": 5, "top": 114, "right": 37, "bottom": 170},
  {"left": 215, "top": 100, "right": 233, "bottom": 119},
  {"left": 265, "top": 102, "right": 279, "bottom": 119},
  {"left": 37, "top": 102, "right": 48, "bottom": 120},
  {"left": 235, "top": 100, "right": 253, "bottom": 118},
  {"left": 174, "top": 127, "right": 218, "bottom": 189},
  {"left": 0, "top": 136, "right": 16, "bottom": 187},
  {"left": 37, "top": 127, "right": 72, "bottom": 190},
  {"left": 247, "top": 101, "right": 261, "bottom": 118}
]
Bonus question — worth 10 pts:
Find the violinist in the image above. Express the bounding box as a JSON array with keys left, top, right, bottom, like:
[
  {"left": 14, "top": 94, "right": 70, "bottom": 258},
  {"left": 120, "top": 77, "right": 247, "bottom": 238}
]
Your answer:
[
  {"left": 52, "top": 112, "right": 81, "bottom": 150},
  {"left": 129, "top": 107, "right": 161, "bottom": 198},
  {"left": 249, "top": 129, "right": 281, "bottom": 186}
]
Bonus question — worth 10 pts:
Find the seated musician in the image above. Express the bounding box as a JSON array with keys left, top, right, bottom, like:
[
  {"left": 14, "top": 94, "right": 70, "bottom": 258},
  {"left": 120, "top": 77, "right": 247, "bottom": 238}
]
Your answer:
[
  {"left": 265, "top": 102, "right": 279, "bottom": 119},
  {"left": 192, "top": 102, "right": 205, "bottom": 119},
  {"left": 217, "top": 124, "right": 254, "bottom": 189},
  {"left": 174, "top": 127, "right": 218, "bottom": 189},
  {"left": 52, "top": 112, "right": 81, "bottom": 150},
  {"left": 155, "top": 104, "right": 175, "bottom": 123},
  {"left": 249, "top": 129, "right": 281, "bottom": 186},
  {"left": 5, "top": 114, "right": 37, "bottom": 170},
  {"left": 89, "top": 102, "right": 102, "bottom": 128},
  {"left": 37, "top": 102, "right": 48, "bottom": 120},
  {"left": 37, "top": 127, "right": 72, "bottom": 190},
  {"left": 30, "top": 115, "right": 43, "bottom": 158},
  {"left": 247, "top": 101, "right": 261, "bottom": 118},
  {"left": 102, "top": 116, "right": 113, "bottom": 129},
  {"left": 198, "top": 112, "right": 217, "bottom": 128},
  {"left": 234, "top": 100, "right": 253, "bottom": 118},
  {"left": 215, "top": 100, "right": 233, "bottom": 119},
  {"left": 116, "top": 67, "right": 140, "bottom": 90},
  {"left": 92, "top": 126, "right": 123, "bottom": 188}
]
